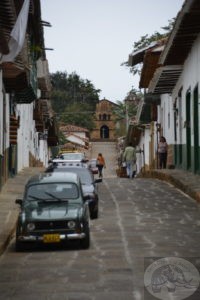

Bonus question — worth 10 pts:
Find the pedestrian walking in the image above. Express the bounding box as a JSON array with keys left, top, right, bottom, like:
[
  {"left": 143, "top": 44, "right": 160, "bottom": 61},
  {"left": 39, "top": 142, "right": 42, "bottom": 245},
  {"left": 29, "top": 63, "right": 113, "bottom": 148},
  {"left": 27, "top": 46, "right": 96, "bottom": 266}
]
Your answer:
[
  {"left": 123, "top": 142, "right": 136, "bottom": 178},
  {"left": 96, "top": 153, "right": 106, "bottom": 178},
  {"left": 158, "top": 136, "right": 168, "bottom": 169}
]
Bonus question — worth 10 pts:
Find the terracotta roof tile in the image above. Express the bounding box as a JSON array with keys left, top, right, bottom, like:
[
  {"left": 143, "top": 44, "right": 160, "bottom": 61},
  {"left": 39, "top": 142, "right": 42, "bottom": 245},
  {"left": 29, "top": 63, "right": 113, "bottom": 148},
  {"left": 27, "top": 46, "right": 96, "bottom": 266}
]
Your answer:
[{"left": 59, "top": 124, "right": 89, "bottom": 132}]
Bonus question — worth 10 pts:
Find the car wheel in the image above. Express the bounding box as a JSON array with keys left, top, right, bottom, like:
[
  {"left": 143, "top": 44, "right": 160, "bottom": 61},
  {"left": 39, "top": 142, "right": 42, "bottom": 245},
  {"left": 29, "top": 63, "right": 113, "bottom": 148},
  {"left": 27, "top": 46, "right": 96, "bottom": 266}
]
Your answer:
[
  {"left": 15, "top": 240, "right": 24, "bottom": 252},
  {"left": 15, "top": 224, "right": 24, "bottom": 251},
  {"left": 80, "top": 226, "right": 90, "bottom": 249},
  {"left": 91, "top": 209, "right": 98, "bottom": 219}
]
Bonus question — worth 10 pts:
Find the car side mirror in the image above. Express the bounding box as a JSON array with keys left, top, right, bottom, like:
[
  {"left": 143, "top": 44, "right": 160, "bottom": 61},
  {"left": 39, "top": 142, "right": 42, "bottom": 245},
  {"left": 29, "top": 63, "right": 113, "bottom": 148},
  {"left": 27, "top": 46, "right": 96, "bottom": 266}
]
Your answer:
[
  {"left": 94, "top": 178, "right": 102, "bottom": 183},
  {"left": 81, "top": 159, "right": 89, "bottom": 163},
  {"left": 15, "top": 199, "right": 23, "bottom": 205}
]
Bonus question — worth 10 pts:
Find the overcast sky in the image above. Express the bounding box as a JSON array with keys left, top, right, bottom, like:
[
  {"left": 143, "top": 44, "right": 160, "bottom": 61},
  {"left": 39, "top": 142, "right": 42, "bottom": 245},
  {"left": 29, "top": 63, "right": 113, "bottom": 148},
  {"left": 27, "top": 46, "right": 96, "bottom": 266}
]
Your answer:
[{"left": 41, "top": 0, "right": 185, "bottom": 103}]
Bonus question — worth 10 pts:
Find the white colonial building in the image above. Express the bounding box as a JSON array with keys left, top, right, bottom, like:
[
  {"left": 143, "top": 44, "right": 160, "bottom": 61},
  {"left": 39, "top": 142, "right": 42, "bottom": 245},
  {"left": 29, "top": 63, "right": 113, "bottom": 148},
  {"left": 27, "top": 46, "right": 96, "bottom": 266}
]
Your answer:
[{"left": 127, "top": 0, "right": 200, "bottom": 175}]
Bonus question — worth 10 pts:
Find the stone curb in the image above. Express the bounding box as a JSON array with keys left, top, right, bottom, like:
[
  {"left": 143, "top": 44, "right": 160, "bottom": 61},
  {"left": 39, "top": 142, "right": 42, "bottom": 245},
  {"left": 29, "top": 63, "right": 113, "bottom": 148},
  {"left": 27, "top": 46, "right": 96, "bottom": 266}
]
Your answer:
[
  {"left": 0, "top": 216, "right": 17, "bottom": 256},
  {"left": 0, "top": 167, "right": 45, "bottom": 255}
]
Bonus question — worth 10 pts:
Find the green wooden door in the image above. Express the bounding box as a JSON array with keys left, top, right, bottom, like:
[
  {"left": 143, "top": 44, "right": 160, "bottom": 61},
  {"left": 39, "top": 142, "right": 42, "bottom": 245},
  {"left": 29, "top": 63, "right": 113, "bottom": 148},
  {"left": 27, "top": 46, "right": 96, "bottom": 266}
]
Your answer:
[
  {"left": 193, "top": 86, "right": 199, "bottom": 173},
  {"left": 186, "top": 90, "right": 191, "bottom": 170}
]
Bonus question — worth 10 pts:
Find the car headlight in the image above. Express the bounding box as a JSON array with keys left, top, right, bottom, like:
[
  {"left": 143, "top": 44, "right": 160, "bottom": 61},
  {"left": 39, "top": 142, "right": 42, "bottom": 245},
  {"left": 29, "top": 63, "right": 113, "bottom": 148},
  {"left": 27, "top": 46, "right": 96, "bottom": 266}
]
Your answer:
[
  {"left": 27, "top": 222, "right": 35, "bottom": 231},
  {"left": 68, "top": 221, "right": 76, "bottom": 229}
]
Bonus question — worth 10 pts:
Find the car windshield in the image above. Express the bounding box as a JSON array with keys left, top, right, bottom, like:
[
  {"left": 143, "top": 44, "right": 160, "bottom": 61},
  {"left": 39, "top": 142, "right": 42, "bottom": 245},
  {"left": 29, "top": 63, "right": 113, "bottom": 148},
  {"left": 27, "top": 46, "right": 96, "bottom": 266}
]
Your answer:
[
  {"left": 60, "top": 153, "right": 84, "bottom": 160},
  {"left": 53, "top": 168, "right": 93, "bottom": 185},
  {"left": 26, "top": 183, "right": 79, "bottom": 201}
]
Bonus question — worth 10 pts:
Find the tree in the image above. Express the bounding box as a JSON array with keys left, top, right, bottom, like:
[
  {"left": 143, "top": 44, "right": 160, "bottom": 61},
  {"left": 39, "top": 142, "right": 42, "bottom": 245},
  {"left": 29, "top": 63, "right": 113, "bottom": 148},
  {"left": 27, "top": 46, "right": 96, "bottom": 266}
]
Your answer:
[
  {"left": 58, "top": 131, "right": 67, "bottom": 145},
  {"left": 113, "top": 89, "right": 142, "bottom": 121},
  {"left": 112, "top": 89, "right": 142, "bottom": 136},
  {"left": 122, "top": 19, "right": 175, "bottom": 75},
  {"left": 50, "top": 71, "right": 101, "bottom": 131},
  {"left": 57, "top": 102, "right": 95, "bottom": 131}
]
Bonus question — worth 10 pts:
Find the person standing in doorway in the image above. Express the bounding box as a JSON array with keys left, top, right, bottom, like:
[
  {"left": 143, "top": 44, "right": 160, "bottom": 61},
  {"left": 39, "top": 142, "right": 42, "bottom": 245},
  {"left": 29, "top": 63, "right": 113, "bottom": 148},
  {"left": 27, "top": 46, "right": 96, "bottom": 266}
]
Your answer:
[
  {"left": 158, "top": 136, "right": 168, "bottom": 169},
  {"left": 96, "top": 153, "right": 106, "bottom": 178},
  {"left": 123, "top": 142, "right": 136, "bottom": 178}
]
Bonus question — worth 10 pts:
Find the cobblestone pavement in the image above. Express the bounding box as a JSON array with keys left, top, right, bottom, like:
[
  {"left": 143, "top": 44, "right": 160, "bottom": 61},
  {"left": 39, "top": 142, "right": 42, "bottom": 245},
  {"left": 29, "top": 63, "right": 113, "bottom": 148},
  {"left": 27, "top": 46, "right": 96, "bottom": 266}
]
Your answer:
[
  {"left": 0, "top": 142, "right": 200, "bottom": 300},
  {"left": 91, "top": 142, "right": 118, "bottom": 178},
  {"left": 1, "top": 168, "right": 200, "bottom": 299}
]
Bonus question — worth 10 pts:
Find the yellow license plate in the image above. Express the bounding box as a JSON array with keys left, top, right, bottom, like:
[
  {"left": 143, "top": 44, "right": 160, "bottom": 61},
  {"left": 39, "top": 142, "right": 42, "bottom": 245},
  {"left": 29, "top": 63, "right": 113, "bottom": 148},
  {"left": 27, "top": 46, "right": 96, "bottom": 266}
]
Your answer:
[{"left": 43, "top": 234, "right": 60, "bottom": 243}]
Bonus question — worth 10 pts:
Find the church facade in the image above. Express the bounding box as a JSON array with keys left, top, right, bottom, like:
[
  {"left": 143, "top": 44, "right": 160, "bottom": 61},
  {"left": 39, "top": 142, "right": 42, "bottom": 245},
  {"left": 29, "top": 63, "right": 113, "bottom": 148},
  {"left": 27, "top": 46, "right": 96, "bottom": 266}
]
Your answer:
[{"left": 90, "top": 98, "right": 118, "bottom": 141}]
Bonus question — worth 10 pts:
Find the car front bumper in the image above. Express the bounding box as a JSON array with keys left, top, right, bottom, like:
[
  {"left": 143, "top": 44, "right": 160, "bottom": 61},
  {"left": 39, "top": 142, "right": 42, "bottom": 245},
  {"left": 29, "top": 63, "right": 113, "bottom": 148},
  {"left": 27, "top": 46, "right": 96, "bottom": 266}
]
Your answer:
[{"left": 17, "top": 232, "right": 86, "bottom": 242}]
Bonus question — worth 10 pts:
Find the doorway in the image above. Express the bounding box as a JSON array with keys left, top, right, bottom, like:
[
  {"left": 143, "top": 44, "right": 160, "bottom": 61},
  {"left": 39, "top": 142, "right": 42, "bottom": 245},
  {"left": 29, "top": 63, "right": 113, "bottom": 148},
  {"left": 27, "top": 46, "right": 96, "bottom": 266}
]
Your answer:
[
  {"left": 186, "top": 90, "right": 191, "bottom": 170},
  {"left": 193, "top": 85, "right": 199, "bottom": 173},
  {"left": 100, "top": 125, "right": 109, "bottom": 139}
]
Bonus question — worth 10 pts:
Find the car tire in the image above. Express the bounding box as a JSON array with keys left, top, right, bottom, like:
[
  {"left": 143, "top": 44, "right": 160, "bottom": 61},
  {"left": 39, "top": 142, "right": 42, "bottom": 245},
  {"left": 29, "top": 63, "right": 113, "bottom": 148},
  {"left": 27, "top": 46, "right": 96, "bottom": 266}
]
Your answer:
[
  {"left": 80, "top": 226, "right": 90, "bottom": 249},
  {"left": 91, "top": 209, "right": 98, "bottom": 219},
  {"left": 15, "top": 240, "right": 24, "bottom": 252}
]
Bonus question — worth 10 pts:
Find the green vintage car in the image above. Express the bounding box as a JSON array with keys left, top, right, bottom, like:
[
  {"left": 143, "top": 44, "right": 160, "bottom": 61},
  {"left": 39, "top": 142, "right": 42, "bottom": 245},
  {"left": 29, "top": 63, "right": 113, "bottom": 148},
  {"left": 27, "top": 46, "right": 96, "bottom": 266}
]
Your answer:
[{"left": 15, "top": 172, "right": 90, "bottom": 251}]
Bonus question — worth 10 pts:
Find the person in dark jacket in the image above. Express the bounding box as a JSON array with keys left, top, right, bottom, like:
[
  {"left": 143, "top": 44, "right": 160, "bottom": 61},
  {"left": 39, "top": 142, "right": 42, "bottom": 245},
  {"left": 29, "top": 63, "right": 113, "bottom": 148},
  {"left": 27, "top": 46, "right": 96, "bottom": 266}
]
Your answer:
[{"left": 158, "top": 136, "right": 168, "bottom": 169}]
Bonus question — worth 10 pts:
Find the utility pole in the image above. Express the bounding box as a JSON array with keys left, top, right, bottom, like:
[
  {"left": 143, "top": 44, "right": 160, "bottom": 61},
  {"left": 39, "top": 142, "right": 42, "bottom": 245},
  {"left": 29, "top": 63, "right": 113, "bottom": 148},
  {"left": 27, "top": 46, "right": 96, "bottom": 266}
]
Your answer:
[{"left": 124, "top": 99, "right": 129, "bottom": 132}]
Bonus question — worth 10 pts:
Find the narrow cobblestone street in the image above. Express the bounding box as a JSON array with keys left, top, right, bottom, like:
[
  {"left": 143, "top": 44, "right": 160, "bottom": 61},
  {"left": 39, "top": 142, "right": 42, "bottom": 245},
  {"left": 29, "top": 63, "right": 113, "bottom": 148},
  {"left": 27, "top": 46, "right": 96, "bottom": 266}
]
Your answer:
[
  {"left": 0, "top": 142, "right": 200, "bottom": 300},
  {"left": 90, "top": 142, "right": 118, "bottom": 178}
]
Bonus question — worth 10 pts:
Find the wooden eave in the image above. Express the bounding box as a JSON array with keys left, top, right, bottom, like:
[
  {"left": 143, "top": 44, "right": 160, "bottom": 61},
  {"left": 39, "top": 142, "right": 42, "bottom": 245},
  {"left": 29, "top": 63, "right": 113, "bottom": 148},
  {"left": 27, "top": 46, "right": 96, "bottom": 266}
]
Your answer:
[
  {"left": 0, "top": 28, "right": 9, "bottom": 54},
  {"left": 148, "top": 0, "right": 200, "bottom": 94},
  {"left": 47, "top": 117, "right": 59, "bottom": 146},
  {"left": 144, "top": 93, "right": 160, "bottom": 105},
  {"left": 139, "top": 50, "right": 161, "bottom": 88},
  {"left": 160, "top": 0, "right": 200, "bottom": 66},
  {"left": 0, "top": 0, "right": 29, "bottom": 92},
  {"left": 0, "top": 0, "right": 15, "bottom": 55},
  {"left": 126, "top": 125, "right": 142, "bottom": 147},
  {"left": 2, "top": 64, "right": 29, "bottom": 92},
  {"left": 1, "top": 0, "right": 45, "bottom": 93},
  {"left": 148, "top": 65, "right": 183, "bottom": 94},
  {"left": 34, "top": 99, "right": 49, "bottom": 122},
  {"left": 128, "top": 50, "right": 145, "bottom": 66},
  {"left": 128, "top": 41, "right": 158, "bottom": 66},
  {"left": 40, "top": 99, "right": 54, "bottom": 119}
]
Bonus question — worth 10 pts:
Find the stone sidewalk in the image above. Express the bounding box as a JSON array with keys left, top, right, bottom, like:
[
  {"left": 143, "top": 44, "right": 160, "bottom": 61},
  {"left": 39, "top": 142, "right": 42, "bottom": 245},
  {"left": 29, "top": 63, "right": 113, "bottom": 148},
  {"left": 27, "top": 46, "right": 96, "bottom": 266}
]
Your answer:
[
  {"left": 0, "top": 167, "right": 44, "bottom": 255},
  {"left": 139, "top": 168, "right": 200, "bottom": 203}
]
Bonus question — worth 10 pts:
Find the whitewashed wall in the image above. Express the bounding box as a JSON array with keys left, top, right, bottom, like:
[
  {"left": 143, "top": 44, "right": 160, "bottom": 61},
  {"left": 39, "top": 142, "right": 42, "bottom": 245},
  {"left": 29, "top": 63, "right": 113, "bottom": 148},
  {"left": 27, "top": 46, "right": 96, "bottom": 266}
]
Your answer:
[
  {"left": 171, "top": 33, "right": 200, "bottom": 148},
  {"left": 73, "top": 131, "right": 86, "bottom": 139},
  {"left": 66, "top": 135, "right": 85, "bottom": 146},
  {"left": 157, "top": 94, "right": 174, "bottom": 146},
  {"left": 17, "top": 103, "right": 34, "bottom": 170},
  {"left": 16, "top": 103, "right": 49, "bottom": 171},
  {"left": 63, "top": 131, "right": 86, "bottom": 139},
  {"left": 136, "top": 127, "right": 150, "bottom": 173},
  {"left": 38, "top": 138, "right": 48, "bottom": 167},
  {"left": 0, "top": 74, "right": 10, "bottom": 157}
]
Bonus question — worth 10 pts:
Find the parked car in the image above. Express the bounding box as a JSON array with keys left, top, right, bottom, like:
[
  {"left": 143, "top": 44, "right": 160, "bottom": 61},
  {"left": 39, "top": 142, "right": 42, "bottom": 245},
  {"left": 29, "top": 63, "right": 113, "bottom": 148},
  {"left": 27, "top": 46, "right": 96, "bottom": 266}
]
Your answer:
[
  {"left": 45, "top": 165, "right": 102, "bottom": 219},
  {"left": 50, "top": 152, "right": 88, "bottom": 163},
  {"left": 60, "top": 152, "right": 87, "bottom": 161},
  {"left": 88, "top": 158, "right": 98, "bottom": 175},
  {"left": 48, "top": 160, "right": 88, "bottom": 168},
  {"left": 15, "top": 172, "right": 90, "bottom": 251}
]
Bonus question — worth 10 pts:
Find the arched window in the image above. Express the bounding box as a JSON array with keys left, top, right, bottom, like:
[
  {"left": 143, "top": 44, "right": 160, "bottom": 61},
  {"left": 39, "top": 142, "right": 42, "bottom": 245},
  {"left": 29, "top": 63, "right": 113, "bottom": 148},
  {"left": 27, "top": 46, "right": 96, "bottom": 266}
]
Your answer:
[
  {"left": 99, "top": 114, "right": 102, "bottom": 120},
  {"left": 103, "top": 114, "right": 107, "bottom": 120}
]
